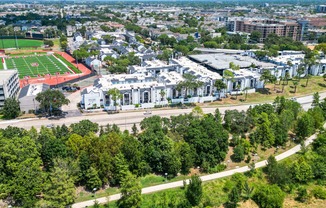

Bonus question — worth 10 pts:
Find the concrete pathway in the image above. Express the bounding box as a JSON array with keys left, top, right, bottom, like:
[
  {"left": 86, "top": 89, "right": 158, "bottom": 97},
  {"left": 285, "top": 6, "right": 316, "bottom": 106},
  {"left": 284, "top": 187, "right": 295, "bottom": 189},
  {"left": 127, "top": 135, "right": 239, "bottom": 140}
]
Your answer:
[{"left": 71, "top": 125, "right": 320, "bottom": 208}]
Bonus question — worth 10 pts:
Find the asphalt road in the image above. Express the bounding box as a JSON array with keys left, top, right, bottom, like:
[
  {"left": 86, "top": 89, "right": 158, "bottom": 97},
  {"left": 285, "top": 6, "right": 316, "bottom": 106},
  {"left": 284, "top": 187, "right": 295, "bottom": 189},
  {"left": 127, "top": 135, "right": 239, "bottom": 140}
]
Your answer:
[{"left": 0, "top": 92, "right": 324, "bottom": 131}]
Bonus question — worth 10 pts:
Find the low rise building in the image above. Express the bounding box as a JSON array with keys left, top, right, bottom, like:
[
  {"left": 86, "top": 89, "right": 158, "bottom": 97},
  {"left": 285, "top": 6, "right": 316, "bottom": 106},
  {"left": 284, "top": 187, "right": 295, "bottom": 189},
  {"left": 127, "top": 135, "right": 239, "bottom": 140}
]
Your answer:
[
  {"left": 18, "top": 83, "right": 50, "bottom": 113},
  {"left": 0, "top": 70, "right": 20, "bottom": 108}
]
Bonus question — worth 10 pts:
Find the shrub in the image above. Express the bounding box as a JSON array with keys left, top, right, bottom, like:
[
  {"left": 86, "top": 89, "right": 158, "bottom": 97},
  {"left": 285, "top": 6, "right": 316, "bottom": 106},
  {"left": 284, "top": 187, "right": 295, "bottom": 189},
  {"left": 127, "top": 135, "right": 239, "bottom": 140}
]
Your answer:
[{"left": 312, "top": 186, "right": 326, "bottom": 199}]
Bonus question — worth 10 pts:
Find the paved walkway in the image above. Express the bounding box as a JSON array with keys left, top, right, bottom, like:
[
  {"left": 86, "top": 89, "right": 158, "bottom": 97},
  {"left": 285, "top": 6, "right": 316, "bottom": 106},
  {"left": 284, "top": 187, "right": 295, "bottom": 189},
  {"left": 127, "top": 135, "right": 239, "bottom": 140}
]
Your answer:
[{"left": 71, "top": 127, "right": 320, "bottom": 208}]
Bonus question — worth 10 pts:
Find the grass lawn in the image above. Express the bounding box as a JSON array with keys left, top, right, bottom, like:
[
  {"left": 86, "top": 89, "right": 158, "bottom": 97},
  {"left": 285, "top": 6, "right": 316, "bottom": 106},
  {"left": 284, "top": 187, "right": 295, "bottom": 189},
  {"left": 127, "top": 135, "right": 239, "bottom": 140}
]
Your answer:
[
  {"left": 207, "top": 76, "right": 326, "bottom": 106},
  {"left": 0, "top": 59, "right": 3, "bottom": 70},
  {"left": 7, "top": 52, "right": 47, "bottom": 57},
  {"left": 54, "top": 53, "right": 81, "bottom": 74},
  {"left": 92, "top": 155, "right": 326, "bottom": 208},
  {"left": 0, "top": 39, "right": 43, "bottom": 49},
  {"left": 75, "top": 174, "right": 190, "bottom": 203},
  {"left": 5, "top": 54, "right": 78, "bottom": 78}
]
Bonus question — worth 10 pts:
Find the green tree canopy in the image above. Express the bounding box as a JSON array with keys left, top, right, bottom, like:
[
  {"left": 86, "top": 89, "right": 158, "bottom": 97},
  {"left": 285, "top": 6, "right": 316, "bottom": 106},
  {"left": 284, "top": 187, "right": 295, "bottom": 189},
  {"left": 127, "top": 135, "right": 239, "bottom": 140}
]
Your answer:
[
  {"left": 2, "top": 97, "right": 20, "bottom": 119},
  {"left": 35, "top": 89, "right": 70, "bottom": 115},
  {"left": 185, "top": 175, "right": 203, "bottom": 206},
  {"left": 117, "top": 172, "right": 142, "bottom": 208}
]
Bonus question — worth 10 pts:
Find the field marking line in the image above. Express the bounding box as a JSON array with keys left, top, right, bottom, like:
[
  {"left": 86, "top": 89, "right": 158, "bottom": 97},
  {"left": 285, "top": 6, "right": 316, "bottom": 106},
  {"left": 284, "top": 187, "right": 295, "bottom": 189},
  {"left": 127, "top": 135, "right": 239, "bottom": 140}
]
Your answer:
[
  {"left": 22, "top": 57, "right": 35, "bottom": 77},
  {"left": 51, "top": 54, "right": 75, "bottom": 74},
  {"left": 2, "top": 58, "right": 7, "bottom": 69},
  {"left": 35, "top": 55, "right": 51, "bottom": 74}
]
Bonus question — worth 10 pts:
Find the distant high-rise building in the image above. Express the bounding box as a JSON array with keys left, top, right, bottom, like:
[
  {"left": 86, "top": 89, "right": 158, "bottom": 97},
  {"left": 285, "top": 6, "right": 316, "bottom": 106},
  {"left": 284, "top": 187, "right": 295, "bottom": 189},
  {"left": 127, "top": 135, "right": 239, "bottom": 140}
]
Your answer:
[
  {"left": 227, "top": 18, "right": 301, "bottom": 42},
  {"left": 316, "top": 5, "right": 326, "bottom": 13}
]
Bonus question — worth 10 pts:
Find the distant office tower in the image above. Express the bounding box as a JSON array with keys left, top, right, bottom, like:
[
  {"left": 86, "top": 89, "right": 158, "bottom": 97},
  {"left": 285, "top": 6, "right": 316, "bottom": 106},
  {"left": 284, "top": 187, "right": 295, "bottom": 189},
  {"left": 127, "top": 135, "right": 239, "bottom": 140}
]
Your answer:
[{"left": 316, "top": 5, "right": 326, "bottom": 13}]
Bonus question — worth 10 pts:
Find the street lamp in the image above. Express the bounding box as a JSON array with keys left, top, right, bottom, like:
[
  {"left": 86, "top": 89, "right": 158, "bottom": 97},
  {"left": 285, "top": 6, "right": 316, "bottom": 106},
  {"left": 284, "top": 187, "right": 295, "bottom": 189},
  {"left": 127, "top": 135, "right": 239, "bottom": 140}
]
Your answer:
[
  {"left": 93, "top": 187, "right": 97, "bottom": 202},
  {"left": 164, "top": 172, "right": 168, "bottom": 182}
]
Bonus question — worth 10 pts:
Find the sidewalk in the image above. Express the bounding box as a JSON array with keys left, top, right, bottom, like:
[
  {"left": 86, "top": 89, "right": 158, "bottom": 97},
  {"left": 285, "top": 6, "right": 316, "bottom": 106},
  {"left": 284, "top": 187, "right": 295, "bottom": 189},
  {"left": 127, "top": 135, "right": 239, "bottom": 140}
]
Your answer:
[{"left": 71, "top": 128, "right": 319, "bottom": 208}]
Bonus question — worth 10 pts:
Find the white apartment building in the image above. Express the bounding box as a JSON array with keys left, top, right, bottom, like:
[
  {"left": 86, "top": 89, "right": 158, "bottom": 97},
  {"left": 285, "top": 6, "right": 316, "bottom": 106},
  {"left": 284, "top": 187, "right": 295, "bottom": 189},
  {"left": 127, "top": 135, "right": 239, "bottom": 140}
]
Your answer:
[{"left": 0, "top": 70, "right": 20, "bottom": 108}]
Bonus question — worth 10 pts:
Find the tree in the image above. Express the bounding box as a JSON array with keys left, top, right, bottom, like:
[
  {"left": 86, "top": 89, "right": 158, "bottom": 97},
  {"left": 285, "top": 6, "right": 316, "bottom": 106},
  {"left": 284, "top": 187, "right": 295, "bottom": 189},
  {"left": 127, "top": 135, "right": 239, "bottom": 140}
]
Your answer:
[
  {"left": 42, "top": 165, "right": 76, "bottom": 207},
  {"left": 253, "top": 184, "right": 285, "bottom": 208},
  {"left": 176, "top": 73, "right": 203, "bottom": 98},
  {"left": 85, "top": 167, "right": 102, "bottom": 190},
  {"left": 185, "top": 175, "right": 203, "bottom": 206},
  {"left": 260, "top": 70, "right": 273, "bottom": 89},
  {"left": 0, "top": 135, "right": 43, "bottom": 207},
  {"left": 159, "top": 89, "right": 166, "bottom": 102},
  {"left": 250, "top": 30, "right": 262, "bottom": 43},
  {"left": 295, "top": 112, "right": 315, "bottom": 141},
  {"left": 315, "top": 43, "right": 326, "bottom": 53},
  {"left": 305, "top": 74, "right": 312, "bottom": 87},
  {"left": 232, "top": 145, "right": 245, "bottom": 162},
  {"left": 44, "top": 39, "right": 54, "bottom": 47},
  {"left": 35, "top": 89, "right": 70, "bottom": 116},
  {"left": 292, "top": 158, "right": 313, "bottom": 183},
  {"left": 214, "top": 80, "right": 227, "bottom": 100},
  {"left": 228, "top": 186, "right": 240, "bottom": 208},
  {"left": 297, "top": 66, "right": 305, "bottom": 81},
  {"left": 132, "top": 123, "right": 138, "bottom": 136},
  {"left": 117, "top": 172, "right": 142, "bottom": 208},
  {"left": 107, "top": 88, "right": 122, "bottom": 111},
  {"left": 243, "top": 181, "right": 254, "bottom": 200},
  {"left": 296, "top": 186, "right": 310, "bottom": 203},
  {"left": 70, "top": 120, "right": 99, "bottom": 137},
  {"left": 312, "top": 92, "right": 320, "bottom": 107},
  {"left": 292, "top": 80, "right": 299, "bottom": 93},
  {"left": 2, "top": 97, "right": 20, "bottom": 119},
  {"left": 157, "top": 49, "right": 172, "bottom": 63},
  {"left": 224, "top": 110, "right": 251, "bottom": 134}
]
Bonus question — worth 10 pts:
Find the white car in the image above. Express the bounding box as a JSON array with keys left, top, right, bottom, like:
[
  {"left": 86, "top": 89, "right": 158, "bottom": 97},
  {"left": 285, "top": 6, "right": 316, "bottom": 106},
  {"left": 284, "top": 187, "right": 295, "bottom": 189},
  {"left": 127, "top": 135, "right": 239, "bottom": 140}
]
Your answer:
[
  {"left": 144, "top": 110, "right": 152, "bottom": 115},
  {"left": 46, "top": 124, "right": 55, "bottom": 128}
]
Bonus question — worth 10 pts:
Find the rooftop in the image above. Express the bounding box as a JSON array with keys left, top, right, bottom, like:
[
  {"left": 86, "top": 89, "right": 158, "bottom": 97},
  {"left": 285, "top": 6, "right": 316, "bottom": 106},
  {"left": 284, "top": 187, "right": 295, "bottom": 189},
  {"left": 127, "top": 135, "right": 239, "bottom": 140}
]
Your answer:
[
  {"left": 19, "top": 83, "right": 50, "bottom": 99},
  {"left": 0, "top": 70, "right": 18, "bottom": 84},
  {"left": 189, "top": 53, "right": 276, "bottom": 70}
]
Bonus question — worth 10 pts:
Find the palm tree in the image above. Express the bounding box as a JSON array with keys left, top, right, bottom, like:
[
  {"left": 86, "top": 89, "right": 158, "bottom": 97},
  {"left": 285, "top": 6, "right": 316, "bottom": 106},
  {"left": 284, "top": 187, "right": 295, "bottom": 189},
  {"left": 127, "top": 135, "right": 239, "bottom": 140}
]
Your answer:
[
  {"left": 293, "top": 80, "right": 299, "bottom": 93},
  {"left": 159, "top": 89, "right": 166, "bottom": 101},
  {"left": 214, "top": 80, "right": 227, "bottom": 100},
  {"left": 177, "top": 73, "right": 203, "bottom": 99},
  {"left": 260, "top": 70, "right": 272, "bottom": 89},
  {"left": 107, "top": 88, "right": 122, "bottom": 111},
  {"left": 305, "top": 74, "right": 311, "bottom": 87},
  {"left": 244, "top": 87, "right": 250, "bottom": 101},
  {"left": 270, "top": 75, "right": 277, "bottom": 91},
  {"left": 297, "top": 66, "right": 305, "bottom": 82},
  {"left": 223, "top": 70, "right": 234, "bottom": 97},
  {"left": 235, "top": 84, "right": 241, "bottom": 100},
  {"left": 284, "top": 71, "right": 290, "bottom": 85}
]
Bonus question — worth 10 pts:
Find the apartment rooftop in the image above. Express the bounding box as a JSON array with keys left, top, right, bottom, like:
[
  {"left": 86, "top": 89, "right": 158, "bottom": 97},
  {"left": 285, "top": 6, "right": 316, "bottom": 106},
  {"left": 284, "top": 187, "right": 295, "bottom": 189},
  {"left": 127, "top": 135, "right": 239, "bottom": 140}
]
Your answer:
[
  {"left": 172, "top": 57, "right": 223, "bottom": 80},
  {"left": 189, "top": 53, "right": 276, "bottom": 70},
  {"left": 0, "top": 70, "right": 18, "bottom": 85},
  {"left": 158, "top": 71, "right": 184, "bottom": 85}
]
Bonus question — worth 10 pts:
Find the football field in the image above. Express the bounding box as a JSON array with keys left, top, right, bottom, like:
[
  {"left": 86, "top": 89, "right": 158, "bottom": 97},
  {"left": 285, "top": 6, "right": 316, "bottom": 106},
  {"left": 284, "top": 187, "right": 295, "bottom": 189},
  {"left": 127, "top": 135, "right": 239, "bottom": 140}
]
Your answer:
[{"left": 5, "top": 54, "right": 73, "bottom": 78}]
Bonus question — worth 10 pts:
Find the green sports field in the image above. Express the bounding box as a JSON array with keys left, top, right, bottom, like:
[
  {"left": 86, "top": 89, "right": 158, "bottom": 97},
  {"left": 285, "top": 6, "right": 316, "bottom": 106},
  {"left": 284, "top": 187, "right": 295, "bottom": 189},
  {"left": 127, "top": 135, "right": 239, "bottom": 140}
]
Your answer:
[
  {"left": 0, "top": 39, "right": 43, "bottom": 49},
  {"left": 0, "top": 59, "right": 3, "bottom": 70},
  {"left": 5, "top": 54, "right": 73, "bottom": 78}
]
